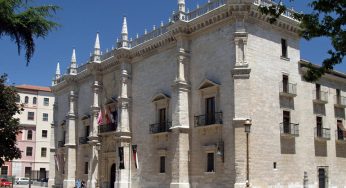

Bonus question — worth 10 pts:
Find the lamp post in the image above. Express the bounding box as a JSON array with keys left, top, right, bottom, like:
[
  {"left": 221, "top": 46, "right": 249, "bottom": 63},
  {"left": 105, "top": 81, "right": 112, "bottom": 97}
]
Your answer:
[{"left": 244, "top": 119, "right": 252, "bottom": 187}]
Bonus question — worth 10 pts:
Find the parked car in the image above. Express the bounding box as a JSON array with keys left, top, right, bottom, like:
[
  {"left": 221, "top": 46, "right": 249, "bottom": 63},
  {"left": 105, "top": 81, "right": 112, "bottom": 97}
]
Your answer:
[
  {"left": 15, "top": 177, "right": 30, "bottom": 185},
  {"left": 0, "top": 178, "right": 12, "bottom": 187}
]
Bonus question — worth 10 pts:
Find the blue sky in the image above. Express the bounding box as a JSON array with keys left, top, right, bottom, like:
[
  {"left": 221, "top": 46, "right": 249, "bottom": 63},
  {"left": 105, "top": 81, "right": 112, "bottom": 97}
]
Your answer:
[{"left": 0, "top": 0, "right": 345, "bottom": 87}]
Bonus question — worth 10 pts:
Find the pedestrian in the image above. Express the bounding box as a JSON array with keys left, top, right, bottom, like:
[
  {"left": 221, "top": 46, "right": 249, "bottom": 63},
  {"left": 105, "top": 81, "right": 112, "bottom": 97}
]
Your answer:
[
  {"left": 81, "top": 180, "right": 86, "bottom": 188},
  {"left": 75, "top": 179, "right": 81, "bottom": 188}
]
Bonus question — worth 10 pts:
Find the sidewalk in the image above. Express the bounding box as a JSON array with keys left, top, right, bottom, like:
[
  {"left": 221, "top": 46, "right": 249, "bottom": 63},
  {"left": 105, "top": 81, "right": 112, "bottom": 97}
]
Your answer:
[{"left": 14, "top": 184, "right": 46, "bottom": 188}]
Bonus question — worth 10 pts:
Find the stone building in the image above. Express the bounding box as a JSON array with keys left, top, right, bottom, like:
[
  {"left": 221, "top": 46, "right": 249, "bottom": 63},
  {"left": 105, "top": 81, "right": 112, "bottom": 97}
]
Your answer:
[
  {"left": 3, "top": 85, "right": 54, "bottom": 179},
  {"left": 49, "top": 0, "right": 346, "bottom": 187}
]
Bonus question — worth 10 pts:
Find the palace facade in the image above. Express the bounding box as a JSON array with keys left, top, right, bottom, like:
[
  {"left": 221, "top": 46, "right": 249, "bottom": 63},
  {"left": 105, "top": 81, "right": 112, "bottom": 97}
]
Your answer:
[{"left": 50, "top": 0, "right": 346, "bottom": 187}]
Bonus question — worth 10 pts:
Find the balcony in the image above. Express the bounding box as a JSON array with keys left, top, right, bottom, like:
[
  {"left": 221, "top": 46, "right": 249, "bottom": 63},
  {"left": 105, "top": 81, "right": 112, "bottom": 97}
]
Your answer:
[
  {"left": 314, "top": 127, "right": 331, "bottom": 140},
  {"left": 313, "top": 90, "right": 328, "bottom": 104},
  {"left": 334, "top": 95, "right": 346, "bottom": 108},
  {"left": 58, "top": 141, "right": 65, "bottom": 148},
  {"left": 149, "top": 121, "right": 172, "bottom": 134},
  {"left": 279, "top": 82, "right": 297, "bottom": 98},
  {"left": 280, "top": 122, "right": 299, "bottom": 137},
  {"left": 98, "top": 123, "right": 117, "bottom": 134},
  {"left": 336, "top": 130, "right": 346, "bottom": 142},
  {"left": 195, "top": 112, "right": 223, "bottom": 128},
  {"left": 79, "top": 137, "right": 89, "bottom": 145}
]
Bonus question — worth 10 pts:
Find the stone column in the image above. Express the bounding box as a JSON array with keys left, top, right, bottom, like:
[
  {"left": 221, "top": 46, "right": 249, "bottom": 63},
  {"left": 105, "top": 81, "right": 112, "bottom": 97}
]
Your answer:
[
  {"left": 88, "top": 74, "right": 102, "bottom": 188},
  {"left": 64, "top": 88, "right": 78, "bottom": 188},
  {"left": 170, "top": 35, "right": 190, "bottom": 188},
  {"left": 231, "top": 21, "right": 252, "bottom": 188},
  {"left": 115, "top": 59, "right": 132, "bottom": 188},
  {"left": 48, "top": 102, "right": 57, "bottom": 188}
]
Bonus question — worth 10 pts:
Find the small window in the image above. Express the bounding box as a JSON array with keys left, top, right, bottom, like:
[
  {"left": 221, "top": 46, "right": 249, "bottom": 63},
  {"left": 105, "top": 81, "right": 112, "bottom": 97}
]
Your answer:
[
  {"left": 26, "top": 147, "right": 33, "bottom": 156},
  {"left": 27, "top": 130, "right": 33, "bottom": 140},
  {"left": 25, "top": 167, "right": 31, "bottom": 177},
  {"left": 316, "top": 84, "right": 321, "bottom": 99},
  {"left": 282, "top": 75, "right": 289, "bottom": 93},
  {"left": 281, "top": 38, "right": 287, "bottom": 58},
  {"left": 28, "top": 112, "right": 35, "bottom": 121},
  {"left": 316, "top": 116, "right": 323, "bottom": 137},
  {"left": 160, "top": 156, "right": 165, "bottom": 173},
  {"left": 42, "top": 113, "right": 48, "bottom": 121},
  {"left": 43, "top": 98, "right": 49, "bottom": 106},
  {"left": 85, "top": 126, "right": 90, "bottom": 137},
  {"left": 283, "top": 111, "right": 290, "bottom": 134},
  {"left": 25, "top": 96, "right": 29, "bottom": 104},
  {"left": 33, "top": 97, "right": 37, "bottom": 105},
  {"left": 41, "top": 148, "right": 47, "bottom": 157},
  {"left": 207, "top": 153, "right": 214, "bottom": 172},
  {"left": 16, "top": 95, "right": 20, "bottom": 103},
  {"left": 84, "top": 162, "right": 88, "bottom": 174},
  {"left": 42, "top": 130, "right": 48, "bottom": 138},
  {"left": 1, "top": 166, "right": 8, "bottom": 176}
]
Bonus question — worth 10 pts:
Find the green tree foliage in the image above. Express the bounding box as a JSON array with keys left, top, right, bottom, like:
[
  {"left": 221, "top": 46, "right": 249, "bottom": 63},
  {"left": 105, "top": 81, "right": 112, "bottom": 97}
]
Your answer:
[
  {"left": 259, "top": 0, "right": 345, "bottom": 81},
  {"left": 0, "top": 0, "right": 59, "bottom": 65},
  {"left": 0, "top": 74, "right": 23, "bottom": 167}
]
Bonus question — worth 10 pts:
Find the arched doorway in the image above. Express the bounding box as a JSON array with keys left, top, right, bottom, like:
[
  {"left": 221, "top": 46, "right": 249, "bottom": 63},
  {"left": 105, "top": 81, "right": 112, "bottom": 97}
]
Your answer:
[{"left": 110, "top": 163, "right": 116, "bottom": 188}]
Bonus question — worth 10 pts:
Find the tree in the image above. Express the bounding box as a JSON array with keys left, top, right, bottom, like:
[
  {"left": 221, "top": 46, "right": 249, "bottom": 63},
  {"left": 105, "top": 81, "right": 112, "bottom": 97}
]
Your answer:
[
  {"left": 259, "top": 0, "right": 345, "bottom": 81},
  {"left": 0, "top": 0, "right": 59, "bottom": 65},
  {"left": 0, "top": 74, "right": 23, "bottom": 167}
]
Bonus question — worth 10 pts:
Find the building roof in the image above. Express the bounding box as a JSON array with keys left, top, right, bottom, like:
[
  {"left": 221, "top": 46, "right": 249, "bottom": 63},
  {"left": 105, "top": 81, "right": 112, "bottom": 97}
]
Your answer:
[{"left": 16, "top": 85, "right": 51, "bottom": 92}]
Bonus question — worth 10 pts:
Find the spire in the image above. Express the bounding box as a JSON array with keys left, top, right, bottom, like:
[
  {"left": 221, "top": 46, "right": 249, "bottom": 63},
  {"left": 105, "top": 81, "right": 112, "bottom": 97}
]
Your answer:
[
  {"left": 178, "top": 0, "right": 186, "bottom": 12},
  {"left": 69, "top": 48, "right": 77, "bottom": 75},
  {"left": 120, "top": 16, "right": 129, "bottom": 48},
  {"left": 56, "top": 62, "right": 61, "bottom": 76},
  {"left": 52, "top": 62, "right": 61, "bottom": 86},
  {"left": 92, "top": 32, "right": 101, "bottom": 63}
]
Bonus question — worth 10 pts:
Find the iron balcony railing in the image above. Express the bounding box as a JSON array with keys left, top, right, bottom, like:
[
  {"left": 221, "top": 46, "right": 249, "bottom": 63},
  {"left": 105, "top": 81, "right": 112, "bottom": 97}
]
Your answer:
[
  {"left": 98, "top": 123, "right": 117, "bottom": 134},
  {"left": 79, "top": 137, "right": 89, "bottom": 145},
  {"left": 279, "top": 82, "right": 297, "bottom": 96},
  {"left": 335, "top": 95, "right": 346, "bottom": 107},
  {"left": 175, "top": 0, "right": 226, "bottom": 21},
  {"left": 253, "top": 0, "right": 298, "bottom": 21},
  {"left": 195, "top": 112, "right": 223, "bottom": 127},
  {"left": 58, "top": 141, "right": 65, "bottom": 148},
  {"left": 149, "top": 121, "right": 172, "bottom": 134},
  {"left": 280, "top": 122, "right": 299, "bottom": 136},
  {"left": 313, "top": 90, "right": 329, "bottom": 103},
  {"left": 336, "top": 130, "right": 346, "bottom": 141},
  {"left": 314, "top": 127, "right": 331, "bottom": 140}
]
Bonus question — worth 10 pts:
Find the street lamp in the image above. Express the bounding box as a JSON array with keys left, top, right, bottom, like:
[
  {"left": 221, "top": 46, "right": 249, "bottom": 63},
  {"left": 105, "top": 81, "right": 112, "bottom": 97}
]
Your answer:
[{"left": 244, "top": 119, "right": 252, "bottom": 187}]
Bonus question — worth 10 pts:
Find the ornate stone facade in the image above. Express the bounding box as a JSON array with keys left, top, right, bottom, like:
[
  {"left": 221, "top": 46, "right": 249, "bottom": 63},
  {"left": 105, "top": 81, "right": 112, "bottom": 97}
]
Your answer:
[{"left": 50, "top": 0, "right": 346, "bottom": 188}]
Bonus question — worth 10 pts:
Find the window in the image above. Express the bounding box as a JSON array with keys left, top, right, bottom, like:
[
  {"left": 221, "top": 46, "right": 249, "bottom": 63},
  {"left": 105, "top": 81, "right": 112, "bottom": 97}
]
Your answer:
[
  {"left": 43, "top": 98, "right": 49, "bottom": 106},
  {"left": 25, "top": 96, "right": 29, "bottom": 104},
  {"left": 205, "top": 97, "right": 216, "bottom": 125},
  {"left": 207, "top": 153, "right": 214, "bottom": 172},
  {"left": 41, "top": 148, "right": 47, "bottom": 157},
  {"left": 160, "top": 156, "right": 165, "bottom": 173},
  {"left": 42, "top": 113, "right": 48, "bottom": 121},
  {"left": 316, "top": 116, "right": 323, "bottom": 137},
  {"left": 318, "top": 167, "right": 328, "bottom": 188},
  {"left": 84, "top": 162, "right": 88, "bottom": 174},
  {"left": 28, "top": 112, "right": 34, "bottom": 121},
  {"left": 16, "top": 95, "right": 20, "bottom": 103},
  {"left": 282, "top": 75, "right": 289, "bottom": 93},
  {"left": 26, "top": 147, "right": 33, "bottom": 156},
  {"left": 27, "top": 130, "right": 33, "bottom": 140},
  {"left": 85, "top": 126, "right": 90, "bottom": 137},
  {"left": 42, "top": 130, "right": 48, "bottom": 138},
  {"left": 159, "top": 108, "right": 166, "bottom": 132},
  {"left": 283, "top": 111, "right": 290, "bottom": 134},
  {"left": 25, "top": 167, "right": 31, "bottom": 177},
  {"left": 336, "top": 89, "right": 341, "bottom": 104},
  {"left": 33, "top": 97, "right": 37, "bottom": 105},
  {"left": 281, "top": 38, "right": 287, "bottom": 58},
  {"left": 337, "top": 120, "right": 344, "bottom": 140},
  {"left": 316, "top": 84, "right": 321, "bottom": 100},
  {"left": 1, "top": 166, "right": 8, "bottom": 176}
]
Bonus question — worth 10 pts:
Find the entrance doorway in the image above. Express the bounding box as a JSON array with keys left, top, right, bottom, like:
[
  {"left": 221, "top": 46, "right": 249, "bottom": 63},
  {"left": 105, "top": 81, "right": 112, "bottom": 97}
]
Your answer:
[{"left": 110, "top": 164, "right": 116, "bottom": 188}]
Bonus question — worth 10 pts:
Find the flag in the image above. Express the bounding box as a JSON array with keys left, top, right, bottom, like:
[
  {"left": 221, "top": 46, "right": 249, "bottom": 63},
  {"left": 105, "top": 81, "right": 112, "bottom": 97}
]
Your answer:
[
  {"left": 97, "top": 109, "right": 103, "bottom": 125},
  {"left": 132, "top": 145, "right": 139, "bottom": 169},
  {"left": 54, "top": 154, "right": 60, "bottom": 172}
]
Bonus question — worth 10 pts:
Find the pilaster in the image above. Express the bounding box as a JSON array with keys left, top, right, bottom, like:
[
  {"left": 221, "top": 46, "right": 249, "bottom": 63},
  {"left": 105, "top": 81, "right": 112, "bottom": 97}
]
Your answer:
[
  {"left": 48, "top": 102, "right": 57, "bottom": 187},
  {"left": 170, "top": 34, "right": 190, "bottom": 188}
]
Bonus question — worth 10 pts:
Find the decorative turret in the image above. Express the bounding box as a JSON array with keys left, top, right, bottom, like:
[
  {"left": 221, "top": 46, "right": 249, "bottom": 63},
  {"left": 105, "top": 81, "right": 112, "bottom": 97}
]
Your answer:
[
  {"left": 52, "top": 62, "right": 61, "bottom": 86},
  {"left": 120, "top": 16, "right": 129, "bottom": 48},
  {"left": 92, "top": 32, "right": 101, "bottom": 63},
  {"left": 69, "top": 48, "right": 77, "bottom": 75},
  {"left": 178, "top": 0, "right": 186, "bottom": 12}
]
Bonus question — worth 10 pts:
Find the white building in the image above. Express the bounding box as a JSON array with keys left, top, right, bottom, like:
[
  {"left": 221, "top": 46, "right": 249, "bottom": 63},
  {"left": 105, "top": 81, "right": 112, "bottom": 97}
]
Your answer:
[
  {"left": 50, "top": 0, "right": 346, "bottom": 188},
  {"left": 10, "top": 85, "right": 54, "bottom": 180}
]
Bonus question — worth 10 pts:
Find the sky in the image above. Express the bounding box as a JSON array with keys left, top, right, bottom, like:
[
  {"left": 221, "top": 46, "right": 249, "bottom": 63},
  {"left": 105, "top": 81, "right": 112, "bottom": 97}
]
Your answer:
[{"left": 0, "top": 0, "right": 345, "bottom": 87}]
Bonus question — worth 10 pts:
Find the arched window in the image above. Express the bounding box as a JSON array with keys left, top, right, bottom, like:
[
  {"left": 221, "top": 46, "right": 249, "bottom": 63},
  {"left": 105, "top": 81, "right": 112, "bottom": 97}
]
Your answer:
[
  {"left": 33, "top": 97, "right": 37, "bottom": 105},
  {"left": 24, "top": 96, "right": 29, "bottom": 104},
  {"left": 27, "top": 130, "right": 33, "bottom": 140}
]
